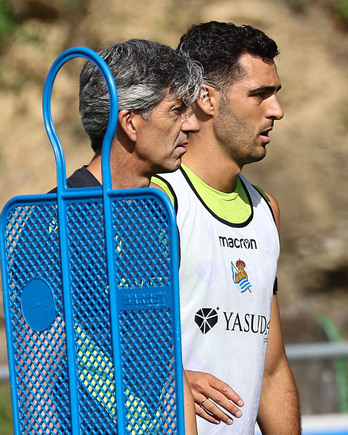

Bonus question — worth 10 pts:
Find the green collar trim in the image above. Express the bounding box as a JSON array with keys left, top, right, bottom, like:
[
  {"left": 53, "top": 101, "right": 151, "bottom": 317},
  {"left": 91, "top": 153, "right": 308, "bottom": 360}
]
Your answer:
[{"left": 181, "top": 163, "right": 252, "bottom": 224}]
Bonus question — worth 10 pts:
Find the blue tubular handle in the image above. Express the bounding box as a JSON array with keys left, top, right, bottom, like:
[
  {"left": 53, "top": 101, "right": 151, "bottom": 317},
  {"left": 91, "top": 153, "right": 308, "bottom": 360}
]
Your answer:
[{"left": 42, "top": 46, "right": 118, "bottom": 192}]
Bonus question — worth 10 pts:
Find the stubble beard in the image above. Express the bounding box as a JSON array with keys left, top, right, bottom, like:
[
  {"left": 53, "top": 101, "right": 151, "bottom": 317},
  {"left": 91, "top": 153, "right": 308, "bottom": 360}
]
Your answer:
[{"left": 216, "top": 106, "right": 266, "bottom": 167}]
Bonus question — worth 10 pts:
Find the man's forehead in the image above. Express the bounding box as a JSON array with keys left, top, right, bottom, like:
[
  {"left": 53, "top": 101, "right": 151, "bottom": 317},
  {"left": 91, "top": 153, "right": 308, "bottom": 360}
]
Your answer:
[
  {"left": 235, "top": 54, "right": 281, "bottom": 88},
  {"left": 164, "top": 90, "right": 184, "bottom": 103},
  {"left": 156, "top": 92, "right": 184, "bottom": 107}
]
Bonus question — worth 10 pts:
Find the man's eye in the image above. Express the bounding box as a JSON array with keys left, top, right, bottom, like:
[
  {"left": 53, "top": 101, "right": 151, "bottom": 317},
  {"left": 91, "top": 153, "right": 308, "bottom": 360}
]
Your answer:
[
  {"left": 253, "top": 92, "right": 265, "bottom": 99},
  {"left": 172, "top": 106, "right": 187, "bottom": 117},
  {"left": 252, "top": 91, "right": 273, "bottom": 100},
  {"left": 173, "top": 105, "right": 184, "bottom": 112}
]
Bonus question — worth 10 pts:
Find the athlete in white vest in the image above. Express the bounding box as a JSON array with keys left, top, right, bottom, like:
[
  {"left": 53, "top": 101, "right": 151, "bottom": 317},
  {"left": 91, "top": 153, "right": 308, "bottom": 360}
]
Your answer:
[{"left": 152, "top": 22, "right": 301, "bottom": 434}]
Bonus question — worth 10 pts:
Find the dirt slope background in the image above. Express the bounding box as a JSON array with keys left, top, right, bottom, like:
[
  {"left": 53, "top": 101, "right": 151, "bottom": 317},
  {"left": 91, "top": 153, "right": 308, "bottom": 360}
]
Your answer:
[{"left": 0, "top": 0, "right": 348, "bottom": 415}]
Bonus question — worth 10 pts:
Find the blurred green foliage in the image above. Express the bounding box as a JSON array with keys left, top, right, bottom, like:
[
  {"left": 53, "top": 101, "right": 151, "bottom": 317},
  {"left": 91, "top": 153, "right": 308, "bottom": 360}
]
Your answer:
[
  {"left": 0, "top": 0, "right": 20, "bottom": 41},
  {"left": 286, "top": 0, "right": 311, "bottom": 12},
  {"left": 286, "top": 0, "right": 348, "bottom": 29},
  {"left": 334, "top": 0, "right": 348, "bottom": 28},
  {"left": 0, "top": 382, "right": 13, "bottom": 435}
]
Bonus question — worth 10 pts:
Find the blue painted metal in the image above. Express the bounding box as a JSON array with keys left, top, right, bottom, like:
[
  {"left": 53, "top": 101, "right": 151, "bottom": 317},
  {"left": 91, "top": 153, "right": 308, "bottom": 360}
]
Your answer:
[{"left": 0, "top": 47, "right": 184, "bottom": 434}]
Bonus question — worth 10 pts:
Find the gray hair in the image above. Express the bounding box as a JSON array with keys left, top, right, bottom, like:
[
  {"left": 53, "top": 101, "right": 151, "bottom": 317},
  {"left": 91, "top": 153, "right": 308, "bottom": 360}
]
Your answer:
[{"left": 79, "top": 38, "right": 203, "bottom": 151}]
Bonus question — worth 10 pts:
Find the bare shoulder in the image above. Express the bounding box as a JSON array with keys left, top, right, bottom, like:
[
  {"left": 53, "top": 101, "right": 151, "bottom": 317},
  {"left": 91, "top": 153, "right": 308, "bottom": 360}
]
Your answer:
[
  {"left": 149, "top": 181, "right": 165, "bottom": 192},
  {"left": 265, "top": 192, "right": 280, "bottom": 235}
]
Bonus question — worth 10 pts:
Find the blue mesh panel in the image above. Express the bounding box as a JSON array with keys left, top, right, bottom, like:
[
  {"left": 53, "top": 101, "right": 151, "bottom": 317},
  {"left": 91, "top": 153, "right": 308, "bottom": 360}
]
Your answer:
[
  {"left": 1, "top": 192, "right": 182, "bottom": 434},
  {"left": 66, "top": 199, "right": 116, "bottom": 433},
  {"left": 2, "top": 200, "right": 71, "bottom": 434},
  {"left": 1, "top": 47, "right": 184, "bottom": 435},
  {"left": 110, "top": 195, "right": 178, "bottom": 434}
]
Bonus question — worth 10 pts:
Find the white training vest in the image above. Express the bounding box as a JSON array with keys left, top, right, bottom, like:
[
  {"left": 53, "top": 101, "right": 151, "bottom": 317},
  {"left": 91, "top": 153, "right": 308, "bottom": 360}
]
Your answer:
[{"left": 159, "top": 169, "right": 280, "bottom": 434}]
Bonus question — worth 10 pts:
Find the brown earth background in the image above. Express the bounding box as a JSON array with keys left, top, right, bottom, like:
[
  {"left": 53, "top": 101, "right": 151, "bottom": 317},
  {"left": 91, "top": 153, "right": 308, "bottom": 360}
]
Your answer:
[{"left": 1, "top": 0, "right": 348, "bottom": 416}]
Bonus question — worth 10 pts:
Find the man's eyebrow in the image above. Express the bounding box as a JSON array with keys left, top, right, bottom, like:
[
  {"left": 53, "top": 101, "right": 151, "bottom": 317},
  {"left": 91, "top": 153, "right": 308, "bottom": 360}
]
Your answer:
[
  {"left": 250, "top": 84, "right": 282, "bottom": 93},
  {"left": 170, "top": 98, "right": 185, "bottom": 107}
]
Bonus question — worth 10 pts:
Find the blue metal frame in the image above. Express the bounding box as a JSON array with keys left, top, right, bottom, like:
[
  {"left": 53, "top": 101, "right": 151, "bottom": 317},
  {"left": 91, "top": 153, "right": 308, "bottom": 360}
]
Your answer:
[{"left": 1, "top": 47, "right": 184, "bottom": 434}]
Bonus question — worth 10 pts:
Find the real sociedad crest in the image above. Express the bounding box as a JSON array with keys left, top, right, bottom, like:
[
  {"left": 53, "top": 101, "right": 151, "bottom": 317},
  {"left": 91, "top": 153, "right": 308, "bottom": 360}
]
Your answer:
[{"left": 231, "top": 259, "right": 252, "bottom": 293}]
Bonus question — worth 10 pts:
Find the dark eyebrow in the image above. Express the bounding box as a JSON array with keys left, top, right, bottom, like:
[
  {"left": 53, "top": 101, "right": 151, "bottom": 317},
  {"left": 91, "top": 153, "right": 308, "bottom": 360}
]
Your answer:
[{"left": 250, "top": 84, "right": 282, "bottom": 94}]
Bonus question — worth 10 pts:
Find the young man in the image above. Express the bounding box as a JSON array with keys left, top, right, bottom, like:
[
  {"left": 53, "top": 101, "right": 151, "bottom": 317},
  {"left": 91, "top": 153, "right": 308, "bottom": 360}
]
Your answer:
[{"left": 152, "top": 22, "right": 301, "bottom": 434}]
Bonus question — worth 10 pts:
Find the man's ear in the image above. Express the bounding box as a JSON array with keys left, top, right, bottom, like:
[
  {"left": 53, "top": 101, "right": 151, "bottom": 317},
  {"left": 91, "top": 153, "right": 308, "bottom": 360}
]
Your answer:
[
  {"left": 196, "top": 84, "right": 217, "bottom": 115},
  {"left": 118, "top": 109, "right": 138, "bottom": 142}
]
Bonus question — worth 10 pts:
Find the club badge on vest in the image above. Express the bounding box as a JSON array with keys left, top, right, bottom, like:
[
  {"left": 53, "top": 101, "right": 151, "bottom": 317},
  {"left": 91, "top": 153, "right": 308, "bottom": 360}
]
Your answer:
[{"left": 231, "top": 258, "right": 251, "bottom": 293}]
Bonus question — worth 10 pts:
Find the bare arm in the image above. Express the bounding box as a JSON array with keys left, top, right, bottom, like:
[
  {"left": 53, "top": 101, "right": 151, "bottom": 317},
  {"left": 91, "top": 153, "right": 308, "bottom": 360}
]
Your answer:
[
  {"left": 183, "top": 371, "right": 198, "bottom": 435},
  {"left": 257, "top": 295, "right": 301, "bottom": 434},
  {"left": 257, "top": 193, "right": 301, "bottom": 434}
]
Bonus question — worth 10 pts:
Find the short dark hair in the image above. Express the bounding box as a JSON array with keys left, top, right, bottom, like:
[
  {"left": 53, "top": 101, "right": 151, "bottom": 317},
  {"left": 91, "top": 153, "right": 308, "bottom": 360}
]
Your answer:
[
  {"left": 80, "top": 39, "right": 203, "bottom": 151},
  {"left": 178, "top": 21, "right": 279, "bottom": 93}
]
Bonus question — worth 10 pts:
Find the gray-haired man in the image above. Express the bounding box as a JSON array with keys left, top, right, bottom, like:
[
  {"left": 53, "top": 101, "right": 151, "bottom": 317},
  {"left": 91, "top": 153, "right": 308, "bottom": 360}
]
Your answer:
[
  {"left": 69, "top": 38, "right": 202, "bottom": 193},
  {"left": 58, "top": 38, "right": 203, "bottom": 434}
]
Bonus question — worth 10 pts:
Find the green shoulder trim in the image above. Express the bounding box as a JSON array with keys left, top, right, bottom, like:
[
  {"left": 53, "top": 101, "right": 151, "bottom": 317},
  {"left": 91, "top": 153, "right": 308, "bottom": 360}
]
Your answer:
[
  {"left": 253, "top": 185, "right": 270, "bottom": 203},
  {"left": 151, "top": 176, "right": 175, "bottom": 207}
]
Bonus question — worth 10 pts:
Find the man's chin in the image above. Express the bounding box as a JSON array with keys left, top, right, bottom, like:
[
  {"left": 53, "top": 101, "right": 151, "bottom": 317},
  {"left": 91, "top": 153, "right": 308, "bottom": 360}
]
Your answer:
[
  {"left": 244, "top": 151, "right": 267, "bottom": 166},
  {"left": 254, "top": 146, "right": 267, "bottom": 161},
  {"left": 156, "top": 161, "right": 182, "bottom": 174}
]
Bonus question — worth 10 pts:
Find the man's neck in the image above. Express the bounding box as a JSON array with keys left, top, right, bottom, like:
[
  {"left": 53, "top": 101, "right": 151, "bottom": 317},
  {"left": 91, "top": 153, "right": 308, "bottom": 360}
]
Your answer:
[
  {"left": 182, "top": 134, "right": 242, "bottom": 193},
  {"left": 87, "top": 153, "right": 151, "bottom": 190}
]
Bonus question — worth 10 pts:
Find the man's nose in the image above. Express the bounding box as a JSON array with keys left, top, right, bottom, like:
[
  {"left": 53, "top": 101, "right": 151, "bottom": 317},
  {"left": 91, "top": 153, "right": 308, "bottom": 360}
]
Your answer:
[
  {"left": 182, "top": 110, "right": 200, "bottom": 133},
  {"left": 268, "top": 95, "right": 284, "bottom": 121}
]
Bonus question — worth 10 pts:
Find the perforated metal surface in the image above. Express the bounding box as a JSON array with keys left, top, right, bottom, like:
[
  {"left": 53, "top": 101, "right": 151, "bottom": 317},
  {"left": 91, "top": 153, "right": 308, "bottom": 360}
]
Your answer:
[
  {"left": 2, "top": 199, "right": 70, "bottom": 434},
  {"left": 1, "top": 46, "right": 184, "bottom": 434},
  {"left": 1, "top": 191, "right": 183, "bottom": 434}
]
